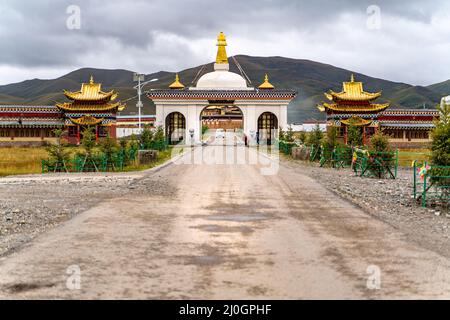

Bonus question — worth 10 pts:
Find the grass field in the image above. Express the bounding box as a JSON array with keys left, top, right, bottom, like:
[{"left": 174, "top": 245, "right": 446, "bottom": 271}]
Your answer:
[
  {"left": 0, "top": 146, "right": 182, "bottom": 177},
  {"left": 398, "top": 149, "right": 431, "bottom": 167},
  {"left": 0, "top": 147, "right": 48, "bottom": 176}
]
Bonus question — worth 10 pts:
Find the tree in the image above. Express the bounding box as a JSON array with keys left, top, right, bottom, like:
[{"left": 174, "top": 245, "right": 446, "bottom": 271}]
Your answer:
[
  {"left": 99, "top": 134, "right": 119, "bottom": 170},
  {"left": 307, "top": 124, "right": 324, "bottom": 148},
  {"left": 325, "top": 126, "right": 338, "bottom": 149},
  {"left": 140, "top": 125, "right": 154, "bottom": 149},
  {"left": 285, "top": 126, "right": 295, "bottom": 143},
  {"left": 279, "top": 127, "right": 285, "bottom": 141},
  {"left": 370, "top": 130, "right": 391, "bottom": 153},
  {"left": 139, "top": 125, "right": 166, "bottom": 151},
  {"left": 45, "top": 129, "right": 70, "bottom": 172},
  {"left": 153, "top": 125, "right": 165, "bottom": 144},
  {"left": 81, "top": 127, "right": 96, "bottom": 156},
  {"left": 347, "top": 125, "right": 363, "bottom": 146},
  {"left": 298, "top": 131, "right": 307, "bottom": 145},
  {"left": 80, "top": 126, "right": 98, "bottom": 171},
  {"left": 119, "top": 138, "right": 127, "bottom": 151},
  {"left": 431, "top": 103, "right": 450, "bottom": 166},
  {"left": 321, "top": 126, "right": 339, "bottom": 165}
]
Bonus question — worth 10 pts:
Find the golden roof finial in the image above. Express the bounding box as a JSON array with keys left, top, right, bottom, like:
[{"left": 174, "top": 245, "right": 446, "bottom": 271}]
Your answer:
[
  {"left": 216, "top": 32, "right": 228, "bottom": 64},
  {"left": 350, "top": 73, "right": 355, "bottom": 82},
  {"left": 259, "top": 73, "right": 275, "bottom": 89},
  {"left": 169, "top": 73, "right": 185, "bottom": 89},
  {"left": 89, "top": 75, "right": 94, "bottom": 84}
]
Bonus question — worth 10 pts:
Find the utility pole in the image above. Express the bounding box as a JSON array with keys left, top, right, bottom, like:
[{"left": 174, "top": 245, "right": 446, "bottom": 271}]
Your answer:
[{"left": 133, "top": 73, "right": 158, "bottom": 133}]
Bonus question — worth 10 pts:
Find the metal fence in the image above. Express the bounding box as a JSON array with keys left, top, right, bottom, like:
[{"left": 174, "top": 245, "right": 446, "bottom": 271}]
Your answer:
[
  {"left": 279, "top": 141, "right": 296, "bottom": 155},
  {"left": 412, "top": 160, "right": 450, "bottom": 208},
  {"left": 42, "top": 147, "right": 138, "bottom": 173},
  {"left": 352, "top": 148, "right": 398, "bottom": 179},
  {"left": 307, "top": 145, "right": 398, "bottom": 179}
]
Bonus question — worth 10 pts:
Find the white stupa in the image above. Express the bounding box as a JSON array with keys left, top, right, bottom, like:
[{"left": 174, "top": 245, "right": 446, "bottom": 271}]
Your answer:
[{"left": 193, "top": 32, "right": 251, "bottom": 90}]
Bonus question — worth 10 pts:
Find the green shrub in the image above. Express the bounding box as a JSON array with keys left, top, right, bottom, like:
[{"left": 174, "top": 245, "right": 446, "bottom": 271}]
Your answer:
[
  {"left": 347, "top": 125, "right": 363, "bottom": 146},
  {"left": 298, "top": 131, "right": 307, "bottom": 145},
  {"left": 140, "top": 125, "right": 154, "bottom": 150},
  {"left": 431, "top": 103, "right": 450, "bottom": 166},
  {"left": 307, "top": 124, "right": 323, "bottom": 148},
  {"left": 45, "top": 129, "right": 71, "bottom": 171},
  {"left": 370, "top": 130, "right": 391, "bottom": 153}
]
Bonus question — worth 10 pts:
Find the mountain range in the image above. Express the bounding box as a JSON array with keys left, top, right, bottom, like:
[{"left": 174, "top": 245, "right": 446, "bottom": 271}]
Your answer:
[{"left": 0, "top": 55, "right": 448, "bottom": 123}]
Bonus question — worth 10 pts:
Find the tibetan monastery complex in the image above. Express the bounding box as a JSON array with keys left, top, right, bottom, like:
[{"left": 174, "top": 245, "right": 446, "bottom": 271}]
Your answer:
[
  {"left": 147, "top": 32, "right": 296, "bottom": 145},
  {"left": 0, "top": 32, "right": 444, "bottom": 148},
  {"left": 318, "top": 75, "right": 439, "bottom": 148},
  {"left": 0, "top": 77, "right": 153, "bottom": 146}
]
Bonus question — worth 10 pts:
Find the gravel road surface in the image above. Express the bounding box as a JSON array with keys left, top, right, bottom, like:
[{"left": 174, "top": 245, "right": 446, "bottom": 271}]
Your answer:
[{"left": 0, "top": 146, "right": 449, "bottom": 299}]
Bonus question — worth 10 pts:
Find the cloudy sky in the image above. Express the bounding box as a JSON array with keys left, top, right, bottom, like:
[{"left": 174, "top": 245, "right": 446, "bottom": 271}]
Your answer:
[{"left": 0, "top": 0, "right": 449, "bottom": 86}]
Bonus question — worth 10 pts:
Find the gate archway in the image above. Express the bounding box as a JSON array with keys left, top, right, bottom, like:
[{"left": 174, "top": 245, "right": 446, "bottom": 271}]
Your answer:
[
  {"left": 165, "top": 112, "right": 186, "bottom": 145},
  {"left": 257, "top": 112, "right": 278, "bottom": 145},
  {"left": 199, "top": 104, "right": 244, "bottom": 144}
]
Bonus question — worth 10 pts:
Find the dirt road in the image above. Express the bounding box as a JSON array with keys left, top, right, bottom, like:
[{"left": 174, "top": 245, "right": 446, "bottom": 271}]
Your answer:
[{"left": 0, "top": 146, "right": 450, "bottom": 299}]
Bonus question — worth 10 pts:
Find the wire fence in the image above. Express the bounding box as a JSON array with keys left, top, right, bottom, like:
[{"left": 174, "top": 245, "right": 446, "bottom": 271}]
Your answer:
[{"left": 412, "top": 160, "right": 450, "bottom": 208}]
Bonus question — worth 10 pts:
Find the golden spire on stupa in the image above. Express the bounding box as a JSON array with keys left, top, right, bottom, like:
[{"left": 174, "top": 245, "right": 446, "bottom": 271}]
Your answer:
[
  {"left": 169, "top": 73, "right": 185, "bottom": 89},
  {"left": 259, "top": 74, "right": 275, "bottom": 89},
  {"left": 216, "top": 32, "right": 228, "bottom": 64}
]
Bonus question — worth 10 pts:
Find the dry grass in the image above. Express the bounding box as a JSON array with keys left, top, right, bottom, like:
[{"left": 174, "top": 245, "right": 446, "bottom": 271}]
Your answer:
[
  {"left": 0, "top": 147, "right": 48, "bottom": 176},
  {"left": 0, "top": 146, "right": 181, "bottom": 177},
  {"left": 398, "top": 149, "right": 431, "bottom": 167}
]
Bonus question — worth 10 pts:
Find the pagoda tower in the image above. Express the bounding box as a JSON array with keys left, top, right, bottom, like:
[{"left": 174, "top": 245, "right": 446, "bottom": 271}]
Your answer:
[
  {"left": 56, "top": 76, "right": 125, "bottom": 144},
  {"left": 318, "top": 74, "right": 390, "bottom": 145}
]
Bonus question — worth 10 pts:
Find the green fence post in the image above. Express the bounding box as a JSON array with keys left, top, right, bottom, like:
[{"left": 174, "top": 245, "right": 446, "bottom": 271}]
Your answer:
[
  {"left": 413, "top": 160, "right": 417, "bottom": 199},
  {"left": 422, "top": 170, "right": 427, "bottom": 208},
  {"left": 395, "top": 149, "right": 398, "bottom": 179}
]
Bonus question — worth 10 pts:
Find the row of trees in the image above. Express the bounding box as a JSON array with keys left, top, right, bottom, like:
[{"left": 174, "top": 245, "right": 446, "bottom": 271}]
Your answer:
[
  {"left": 297, "top": 123, "right": 390, "bottom": 154},
  {"left": 45, "top": 125, "right": 166, "bottom": 172},
  {"left": 294, "top": 101, "right": 450, "bottom": 164}
]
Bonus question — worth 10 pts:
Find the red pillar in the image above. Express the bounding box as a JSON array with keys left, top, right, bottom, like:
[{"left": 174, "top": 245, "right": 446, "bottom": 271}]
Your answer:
[
  {"left": 95, "top": 126, "right": 99, "bottom": 142},
  {"left": 77, "top": 125, "right": 80, "bottom": 145},
  {"left": 110, "top": 125, "right": 116, "bottom": 139}
]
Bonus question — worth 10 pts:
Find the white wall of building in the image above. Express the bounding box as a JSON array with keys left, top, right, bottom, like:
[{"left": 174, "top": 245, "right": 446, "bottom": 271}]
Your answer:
[
  {"left": 290, "top": 122, "right": 326, "bottom": 132},
  {"left": 153, "top": 99, "right": 289, "bottom": 144}
]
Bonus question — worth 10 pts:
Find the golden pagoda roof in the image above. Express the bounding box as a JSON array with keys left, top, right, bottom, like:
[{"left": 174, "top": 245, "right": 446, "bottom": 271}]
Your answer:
[
  {"left": 64, "top": 76, "right": 117, "bottom": 101},
  {"left": 317, "top": 102, "right": 390, "bottom": 113},
  {"left": 259, "top": 74, "right": 275, "bottom": 89},
  {"left": 341, "top": 116, "right": 373, "bottom": 126},
  {"left": 216, "top": 32, "right": 228, "bottom": 64},
  {"left": 326, "top": 74, "right": 382, "bottom": 102},
  {"left": 169, "top": 74, "right": 185, "bottom": 89},
  {"left": 70, "top": 115, "right": 103, "bottom": 126},
  {"left": 56, "top": 101, "right": 125, "bottom": 112}
]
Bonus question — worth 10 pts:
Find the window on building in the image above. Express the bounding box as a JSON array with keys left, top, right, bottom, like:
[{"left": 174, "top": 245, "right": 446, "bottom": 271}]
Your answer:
[
  {"left": 337, "top": 126, "right": 345, "bottom": 137},
  {"left": 98, "top": 126, "right": 108, "bottom": 137},
  {"left": 68, "top": 126, "right": 78, "bottom": 137}
]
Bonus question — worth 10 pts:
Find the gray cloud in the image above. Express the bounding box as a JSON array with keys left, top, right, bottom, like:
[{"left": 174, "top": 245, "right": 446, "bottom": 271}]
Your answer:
[{"left": 0, "top": 0, "right": 449, "bottom": 85}]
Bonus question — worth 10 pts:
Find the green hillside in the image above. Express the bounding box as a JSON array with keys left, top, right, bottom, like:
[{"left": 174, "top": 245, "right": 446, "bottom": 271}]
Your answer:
[
  {"left": 0, "top": 56, "right": 444, "bottom": 122},
  {"left": 427, "top": 79, "right": 450, "bottom": 97}
]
